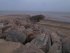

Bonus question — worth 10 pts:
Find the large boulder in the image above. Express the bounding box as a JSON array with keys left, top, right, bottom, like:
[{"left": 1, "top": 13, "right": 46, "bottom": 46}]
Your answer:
[
  {"left": 0, "top": 39, "right": 44, "bottom": 53},
  {"left": 5, "top": 30, "right": 27, "bottom": 43},
  {"left": 0, "top": 39, "right": 24, "bottom": 53},
  {"left": 50, "top": 32, "right": 61, "bottom": 44},
  {"left": 0, "top": 39, "right": 6, "bottom": 43},
  {"left": 48, "top": 32, "right": 62, "bottom": 53},
  {"left": 48, "top": 43, "right": 62, "bottom": 53},
  {"left": 14, "top": 43, "right": 45, "bottom": 53},
  {"left": 31, "top": 33, "right": 51, "bottom": 53},
  {"left": 62, "top": 36, "right": 70, "bottom": 53}
]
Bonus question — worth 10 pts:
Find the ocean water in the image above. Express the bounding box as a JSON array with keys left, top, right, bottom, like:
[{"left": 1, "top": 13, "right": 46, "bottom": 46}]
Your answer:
[{"left": 0, "top": 11, "right": 70, "bottom": 23}]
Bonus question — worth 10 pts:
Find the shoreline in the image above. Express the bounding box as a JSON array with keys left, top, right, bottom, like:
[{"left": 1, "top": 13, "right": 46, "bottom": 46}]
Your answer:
[{"left": 0, "top": 11, "right": 70, "bottom": 23}]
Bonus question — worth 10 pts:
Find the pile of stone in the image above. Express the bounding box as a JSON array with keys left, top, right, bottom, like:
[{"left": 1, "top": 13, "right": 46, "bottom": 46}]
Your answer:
[{"left": 0, "top": 15, "right": 69, "bottom": 53}]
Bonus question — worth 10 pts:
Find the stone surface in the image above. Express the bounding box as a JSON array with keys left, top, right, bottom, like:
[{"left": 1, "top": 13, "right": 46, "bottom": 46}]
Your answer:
[
  {"left": 0, "top": 23, "right": 4, "bottom": 35},
  {"left": 50, "top": 32, "right": 61, "bottom": 44},
  {"left": 48, "top": 32, "right": 62, "bottom": 53},
  {"left": 5, "top": 30, "right": 26, "bottom": 43},
  {"left": 26, "top": 28, "right": 33, "bottom": 36},
  {"left": 31, "top": 33, "right": 51, "bottom": 53},
  {"left": 0, "top": 39, "right": 6, "bottom": 43},
  {"left": 48, "top": 43, "right": 62, "bottom": 53},
  {"left": 62, "top": 36, "right": 70, "bottom": 53},
  {"left": 14, "top": 43, "right": 45, "bottom": 53},
  {"left": 0, "top": 39, "right": 24, "bottom": 53}
]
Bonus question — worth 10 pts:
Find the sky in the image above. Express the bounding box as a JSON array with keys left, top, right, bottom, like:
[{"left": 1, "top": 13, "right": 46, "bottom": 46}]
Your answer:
[{"left": 0, "top": 0, "right": 70, "bottom": 12}]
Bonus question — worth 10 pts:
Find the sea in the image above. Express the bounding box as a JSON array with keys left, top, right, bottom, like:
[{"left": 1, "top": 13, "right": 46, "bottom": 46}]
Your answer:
[{"left": 0, "top": 11, "right": 70, "bottom": 23}]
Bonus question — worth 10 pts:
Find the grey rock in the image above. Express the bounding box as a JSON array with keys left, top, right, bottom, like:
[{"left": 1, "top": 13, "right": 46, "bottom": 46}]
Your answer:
[
  {"left": 31, "top": 33, "right": 51, "bottom": 53},
  {"left": 62, "top": 36, "right": 70, "bottom": 53},
  {"left": 48, "top": 43, "right": 62, "bottom": 53},
  {"left": 5, "top": 30, "right": 26, "bottom": 43},
  {"left": 48, "top": 32, "right": 62, "bottom": 53},
  {"left": 50, "top": 32, "right": 61, "bottom": 44}
]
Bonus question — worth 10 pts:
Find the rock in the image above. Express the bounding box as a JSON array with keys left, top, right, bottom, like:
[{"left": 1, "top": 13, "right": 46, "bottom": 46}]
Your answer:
[
  {"left": 0, "top": 39, "right": 6, "bottom": 43},
  {"left": 0, "top": 23, "right": 4, "bottom": 34},
  {"left": 0, "top": 23, "right": 11, "bottom": 38},
  {"left": 17, "top": 26, "right": 26, "bottom": 33},
  {"left": 48, "top": 43, "right": 62, "bottom": 53},
  {"left": 24, "top": 28, "right": 35, "bottom": 44},
  {"left": 48, "top": 32, "right": 62, "bottom": 53},
  {"left": 24, "top": 24, "right": 31, "bottom": 29},
  {"left": 0, "top": 19, "right": 9, "bottom": 25},
  {"left": 62, "top": 36, "right": 70, "bottom": 53},
  {"left": 56, "top": 31, "right": 68, "bottom": 40},
  {"left": 50, "top": 32, "right": 61, "bottom": 44},
  {"left": 30, "top": 15, "right": 45, "bottom": 22},
  {"left": 2, "top": 39, "right": 44, "bottom": 53},
  {"left": 14, "top": 43, "right": 45, "bottom": 53},
  {"left": 5, "top": 30, "right": 26, "bottom": 43},
  {"left": 2, "top": 24, "right": 12, "bottom": 33},
  {"left": 31, "top": 33, "right": 51, "bottom": 53},
  {"left": 0, "top": 23, "right": 4, "bottom": 28},
  {"left": 26, "top": 28, "right": 33, "bottom": 36},
  {"left": 0, "top": 39, "right": 24, "bottom": 53}
]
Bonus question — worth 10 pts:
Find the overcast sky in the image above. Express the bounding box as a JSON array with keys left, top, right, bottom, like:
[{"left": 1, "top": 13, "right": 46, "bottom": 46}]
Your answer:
[{"left": 0, "top": 0, "right": 70, "bottom": 12}]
